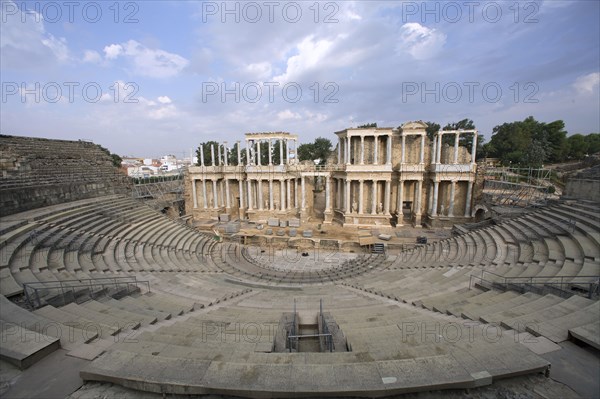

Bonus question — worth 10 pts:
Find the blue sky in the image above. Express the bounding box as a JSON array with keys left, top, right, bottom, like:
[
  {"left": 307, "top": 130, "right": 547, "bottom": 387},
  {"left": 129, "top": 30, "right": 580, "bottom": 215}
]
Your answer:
[{"left": 1, "top": 0, "right": 599, "bottom": 157}]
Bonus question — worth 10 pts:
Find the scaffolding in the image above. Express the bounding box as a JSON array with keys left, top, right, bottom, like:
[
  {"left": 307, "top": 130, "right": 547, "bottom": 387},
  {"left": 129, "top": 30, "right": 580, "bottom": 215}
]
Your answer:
[
  {"left": 131, "top": 169, "right": 185, "bottom": 210},
  {"left": 483, "top": 166, "right": 554, "bottom": 207}
]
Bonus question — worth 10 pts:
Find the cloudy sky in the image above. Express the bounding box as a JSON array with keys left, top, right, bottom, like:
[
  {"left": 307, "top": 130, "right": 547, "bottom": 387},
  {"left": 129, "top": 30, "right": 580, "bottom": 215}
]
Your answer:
[{"left": 1, "top": 0, "right": 599, "bottom": 157}]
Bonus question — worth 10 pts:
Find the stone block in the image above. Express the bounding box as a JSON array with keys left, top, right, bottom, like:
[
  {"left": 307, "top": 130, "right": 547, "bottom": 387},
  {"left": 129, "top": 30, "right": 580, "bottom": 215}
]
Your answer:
[
  {"left": 267, "top": 218, "right": 279, "bottom": 227},
  {"left": 279, "top": 220, "right": 288, "bottom": 227},
  {"left": 276, "top": 230, "right": 285, "bottom": 236},
  {"left": 289, "top": 229, "right": 297, "bottom": 237},
  {"left": 302, "top": 230, "right": 313, "bottom": 238},
  {"left": 225, "top": 223, "right": 240, "bottom": 234},
  {"left": 288, "top": 218, "right": 300, "bottom": 227},
  {"left": 378, "top": 234, "right": 392, "bottom": 241},
  {"left": 266, "top": 229, "right": 273, "bottom": 235},
  {"left": 219, "top": 214, "right": 230, "bottom": 222}
]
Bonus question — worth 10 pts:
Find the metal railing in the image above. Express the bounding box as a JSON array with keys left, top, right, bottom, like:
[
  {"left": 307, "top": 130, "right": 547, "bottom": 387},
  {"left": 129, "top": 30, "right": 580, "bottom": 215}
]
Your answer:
[
  {"left": 23, "top": 276, "right": 150, "bottom": 309},
  {"left": 469, "top": 269, "right": 600, "bottom": 299}
]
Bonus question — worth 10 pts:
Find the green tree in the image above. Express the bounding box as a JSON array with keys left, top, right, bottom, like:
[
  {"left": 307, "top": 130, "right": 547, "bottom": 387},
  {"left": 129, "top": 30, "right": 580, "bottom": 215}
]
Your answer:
[
  {"left": 357, "top": 123, "right": 377, "bottom": 128},
  {"left": 195, "top": 141, "right": 220, "bottom": 166},
  {"left": 585, "top": 133, "right": 600, "bottom": 154},
  {"left": 425, "top": 121, "right": 440, "bottom": 141},
  {"left": 298, "top": 137, "right": 332, "bottom": 165},
  {"left": 567, "top": 134, "right": 587, "bottom": 160}
]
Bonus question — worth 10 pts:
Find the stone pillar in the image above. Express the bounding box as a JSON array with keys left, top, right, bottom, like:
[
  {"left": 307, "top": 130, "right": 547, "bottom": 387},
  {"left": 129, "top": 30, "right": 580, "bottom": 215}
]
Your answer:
[
  {"left": 258, "top": 179, "right": 263, "bottom": 210},
  {"left": 246, "top": 142, "right": 251, "bottom": 166},
  {"left": 256, "top": 140, "right": 261, "bottom": 166},
  {"left": 465, "top": 181, "right": 473, "bottom": 217},
  {"left": 471, "top": 133, "right": 478, "bottom": 164},
  {"left": 420, "top": 134, "right": 425, "bottom": 163},
  {"left": 295, "top": 178, "right": 299, "bottom": 208},
  {"left": 414, "top": 180, "right": 423, "bottom": 226},
  {"left": 279, "top": 139, "right": 284, "bottom": 166},
  {"left": 345, "top": 137, "right": 351, "bottom": 165},
  {"left": 269, "top": 180, "right": 274, "bottom": 210},
  {"left": 371, "top": 181, "right": 377, "bottom": 215},
  {"left": 268, "top": 139, "right": 272, "bottom": 165},
  {"left": 211, "top": 144, "right": 216, "bottom": 166},
  {"left": 236, "top": 141, "right": 241, "bottom": 166},
  {"left": 432, "top": 181, "right": 439, "bottom": 216},
  {"left": 247, "top": 179, "right": 253, "bottom": 210},
  {"left": 223, "top": 142, "right": 228, "bottom": 166},
  {"left": 238, "top": 178, "right": 244, "bottom": 209},
  {"left": 336, "top": 179, "right": 341, "bottom": 209},
  {"left": 431, "top": 137, "right": 437, "bottom": 165},
  {"left": 325, "top": 177, "right": 331, "bottom": 212},
  {"left": 200, "top": 144, "right": 205, "bottom": 166},
  {"left": 192, "top": 179, "right": 198, "bottom": 208},
  {"left": 202, "top": 179, "right": 207, "bottom": 209},
  {"left": 428, "top": 181, "right": 434, "bottom": 214},
  {"left": 384, "top": 180, "right": 391, "bottom": 214},
  {"left": 386, "top": 135, "right": 392, "bottom": 165},
  {"left": 373, "top": 136, "right": 379, "bottom": 165},
  {"left": 448, "top": 181, "right": 456, "bottom": 216},
  {"left": 338, "top": 139, "right": 342, "bottom": 165},
  {"left": 217, "top": 144, "right": 222, "bottom": 166},
  {"left": 286, "top": 179, "right": 291, "bottom": 210},
  {"left": 280, "top": 179, "right": 285, "bottom": 210},
  {"left": 358, "top": 180, "right": 364, "bottom": 214},
  {"left": 301, "top": 177, "right": 306, "bottom": 210},
  {"left": 453, "top": 133, "right": 460, "bottom": 164},
  {"left": 436, "top": 133, "right": 442, "bottom": 164},
  {"left": 345, "top": 179, "right": 351, "bottom": 213},
  {"left": 225, "top": 179, "right": 231, "bottom": 209},
  {"left": 397, "top": 180, "right": 404, "bottom": 216},
  {"left": 401, "top": 135, "right": 406, "bottom": 163},
  {"left": 212, "top": 180, "right": 218, "bottom": 209},
  {"left": 360, "top": 136, "right": 365, "bottom": 165}
]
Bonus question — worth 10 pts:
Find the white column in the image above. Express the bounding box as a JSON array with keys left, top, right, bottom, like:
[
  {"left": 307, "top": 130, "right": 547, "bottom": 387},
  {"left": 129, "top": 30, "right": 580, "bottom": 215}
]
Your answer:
[
  {"left": 358, "top": 180, "right": 364, "bottom": 214},
  {"left": 415, "top": 180, "right": 423, "bottom": 217},
  {"left": 220, "top": 180, "right": 225, "bottom": 207},
  {"left": 211, "top": 144, "right": 216, "bottom": 166},
  {"left": 428, "top": 181, "right": 434, "bottom": 213},
  {"left": 449, "top": 181, "right": 456, "bottom": 216},
  {"left": 268, "top": 139, "right": 272, "bottom": 165},
  {"left": 360, "top": 136, "right": 365, "bottom": 165},
  {"left": 279, "top": 139, "right": 284, "bottom": 166},
  {"left": 401, "top": 135, "right": 406, "bottom": 163},
  {"left": 295, "top": 178, "right": 299, "bottom": 208},
  {"left": 432, "top": 181, "right": 439, "bottom": 216},
  {"left": 386, "top": 135, "right": 392, "bottom": 165},
  {"left": 236, "top": 141, "right": 241, "bottom": 166},
  {"left": 471, "top": 133, "right": 478, "bottom": 164},
  {"left": 217, "top": 143, "right": 222, "bottom": 166},
  {"left": 238, "top": 179, "right": 244, "bottom": 209},
  {"left": 225, "top": 179, "right": 231, "bottom": 208},
  {"left": 257, "top": 140, "right": 261, "bottom": 166},
  {"left": 269, "top": 180, "right": 274, "bottom": 210},
  {"left": 325, "top": 177, "right": 331, "bottom": 212},
  {"left": 286, "top": 179, "right": 291, "bottom": 210},
  {"left": 453, "top": 133, "right": 460, "bottom": 164},
  {"left": 371, "top": 181, "right": 377, "bottom": 215},
  {"left": 280, "top": 179, "right": 285, "bottom": 210},
  {"left": 192, "top": 179, "right": 198, "bottom": 208},
  {"left": 212, "top": 180, "right": 218, "bottom": 209},
  {"left": 373, "top": 136, "right": 379, "bottom": 165},
  {"left": 286, "top": 139, "right": 290, "bottom": 165},
  {"left": 436, "top": 133, "right": 442, "bottom": 163},
  {"left": 465, "top": 181, "right": 473, "bottom": 217},
  {"left": 420, "top": 134, "right": 425, "bottom": 163},
  {"left": 246, "top": 142, "right": 251, "bottom": 166},
  {"left": 431, "top": 137, "right": 437, "bottom": 165},
  {"left": 345, "top": 137, "right": 351, "bottom": 165},
  {"left": 223, "top": 142, "right": 229, "bottom": 166},
  {"left": 200, "top": 144, "right": 205, "bottom": 166},
  {"left": 202, "top": 179, "right": 207, "bottom": 209},
  {"left": 384, "top": 180, "right": 391, "bottom": 214},
  {"left": 345, "top": 179, "right": 351, "bottom": 213},
  {"left": 258, "top": 179, "right": 263, "bottom": 210},
  {"left": 336, "top": 179, "right": 342, "bottom": 209},
  {"left": 397, "top": 180, "right": 404, "bottom": 216},
  {"left": 338, "top": 139, "right": 342, "bottom": 165},
  {"left": 247, "top": 179, "right": 253, "bottom": 210},
  {"left": 301, "top": 177, "right": 306, "bottom": 210}
]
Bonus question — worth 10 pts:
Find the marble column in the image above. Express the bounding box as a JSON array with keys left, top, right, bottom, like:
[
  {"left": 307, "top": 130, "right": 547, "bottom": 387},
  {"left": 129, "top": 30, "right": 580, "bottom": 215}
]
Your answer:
[
  {"left": 338, "top": 139, "right": 342, "bottom": 165},
  {"left": 257, "top": 140, "right": 261, "bottom": 166},
  {"left": 432, "top": 181, "right": 439, "bottom": 216},
  {"left": 269, "top": 180, "right": 274, "bottom": 211},
  {"left": 401, "top": 135, "right": 406, "bottom": 163},
  {"left": 358, "top": 180, "right": 364, "bottom": 214},
  {"left": 192, "top": 179, "right": 198, "bottom": 208},
  {"left": 246, "top": 143, "right": 251, "bottom": 166},
  {"left": 211, "top": 144, "right": 216, "bottom": 166},
  {"left": 279, "top": 139, "right": 284, "bottom": 166},
  {"left": 415, "top": 180, "right": 423, "bottom": 217},
  {"left": 268, "top": 139, "right": 272, "bottom": 165},
  {"left": 325, "top": 177, "right": 331, "bottom": 212},
  {"left": 286, "top": 179, "right": 291, "bottom": 210},
  {"left": 258, "top": 179, "right": 263, "bottom": 210},
  {"left": 223, "top": 142, "right": 228, "bottom": 166},
  {"left": 217, "top": 144, "right": 222, "bottom": 166},
  {"left": 280, "top": 179, "right": 285, "bottom": 210},
  {"left": 420, "top": 134, "right": 425, "bottom": 163},
  {"left": 373, "top": 136, "right": 379, "bottom": 165},
  {"left": 453, "top": 133, "right": 460, "bottom": 164},
  {"left": 295, "top": 178, "right": 299, "bottom": 208},
  {"left": 471, "top": 133, "right": 478, "bottom": 164},
  {"left": 225, "top": 179, "right": 231, "bottom": 208},
  {"left": 397, "top": 180, "right": 404, "bottom": 216},
  {"left": 199, "top": 144, "right": 205, "bottom": 166},
  {"left": 465, "top": 181, "right": 473, "bottom": 217},
  {"left": 384, "top": 180, "right": 391, "bottom": 214},
  {"left": 247, "top": 179, "right": 253, "bottom": 210},
  {"left": 436, "top": 133, "right": 443, "bottom": 164},
  {"left": 448, "top": 181, "right": 456, "bottom": 216},
  {"left": 345, "top": 137, "right": 351, "bottom": 165},
  {"left": 301, "top": 177, "right": 306, "bottom": 210},
  {"left": 236, "top": 141, "right": 241, "bottom": 166},
  {"left": 345, "top": 179, "right": 351, "bottom": 213},
  {"left": 238, "top": 179, "right": 244, "bottom": 209},
  {"left": 212, "top": 180, "right": 218, "bottom": 209},
  {"left": 371, "top": 181, "right": 377, "bottom": 215},
  {"left": 202, "top": 179, "right": 207, "bottom": 209},
  {"left": 386, "top": 135, "right": 392, "bottom": 164},
  {"left": 360, "top": 136, "right": 365, "bottom": 165}
]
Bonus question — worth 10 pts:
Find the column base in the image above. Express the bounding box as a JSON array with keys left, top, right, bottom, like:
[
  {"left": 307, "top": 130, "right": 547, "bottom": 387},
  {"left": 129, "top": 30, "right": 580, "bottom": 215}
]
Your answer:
[{"left": 323, "top": 210, "right": 333, "bottom": 225}]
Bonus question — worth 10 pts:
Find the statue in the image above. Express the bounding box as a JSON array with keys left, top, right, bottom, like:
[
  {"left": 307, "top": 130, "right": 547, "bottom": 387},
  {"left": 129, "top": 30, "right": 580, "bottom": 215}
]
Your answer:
[
  {"left": 377, "top": 202, "right": 383, "bottom": 213},
  {"left": 352, "top": 201, "right": 357, "bottom": 213}
]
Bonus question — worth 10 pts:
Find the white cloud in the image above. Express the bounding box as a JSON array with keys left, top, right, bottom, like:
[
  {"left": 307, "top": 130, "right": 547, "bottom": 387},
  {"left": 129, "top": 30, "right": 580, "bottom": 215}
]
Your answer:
[
  {"left": 157, "top": 96, "right": 172, "bottom": 104},
  {"left": 397, "top": 23, "right": 446, "bottom": 60},
  {"left": 102, "top": 40, "right": 189, "bottom": 78},
  {"left": 245, "top": 62, "right": 272, "bottom": 80},
  {"left": 82, "top": 50, "right": 102, "bottom": 64},
  {"left": 277, "top": 110, "right": 302, "bottom": 120},
  {"left": 274, "top": 35, "right": 335, "bottom": 82},
  {"left": 573, "top": 73, "right": 600, "bottom": 94}
]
